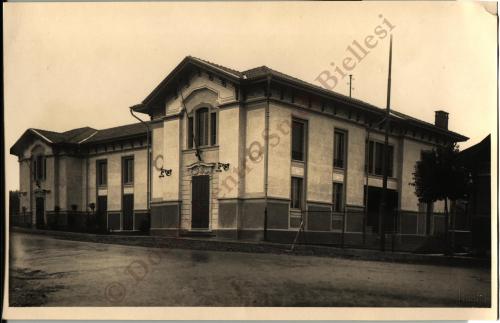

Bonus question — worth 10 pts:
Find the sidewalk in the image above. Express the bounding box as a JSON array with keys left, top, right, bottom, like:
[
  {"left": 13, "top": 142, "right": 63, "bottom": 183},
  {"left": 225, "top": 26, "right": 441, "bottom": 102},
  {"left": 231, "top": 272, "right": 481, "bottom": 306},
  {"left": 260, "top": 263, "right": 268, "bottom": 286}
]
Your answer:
[{"left": 10, "top": 227, "right": 490, "bottom": 268}]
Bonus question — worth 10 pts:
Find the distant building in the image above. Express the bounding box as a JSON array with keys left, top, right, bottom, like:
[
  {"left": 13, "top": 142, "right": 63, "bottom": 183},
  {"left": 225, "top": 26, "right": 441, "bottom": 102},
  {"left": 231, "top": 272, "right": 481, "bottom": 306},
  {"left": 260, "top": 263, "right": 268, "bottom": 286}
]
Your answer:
[
  {"left": 10, "top": 123, "right": 149, "bottom": 232},
  {"left": 10, "top": 56, "right": 469, "bottom": 247},
  {"left": 458, "top": 135, "right": 491, "bottom": 254},
  {"left": 9, "top": 190, "right": 20, "bottom": 224}
]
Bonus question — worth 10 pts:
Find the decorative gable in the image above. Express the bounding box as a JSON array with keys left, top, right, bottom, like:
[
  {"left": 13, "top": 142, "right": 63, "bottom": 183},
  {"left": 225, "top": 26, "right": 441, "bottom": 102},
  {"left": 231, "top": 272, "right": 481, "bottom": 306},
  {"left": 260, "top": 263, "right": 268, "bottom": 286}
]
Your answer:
[
  {"left": 163, "top": 71, "right": 236, "bottom": 116},
  {"left": 183, "top": 88, "right": 218, "bottom": 113}
]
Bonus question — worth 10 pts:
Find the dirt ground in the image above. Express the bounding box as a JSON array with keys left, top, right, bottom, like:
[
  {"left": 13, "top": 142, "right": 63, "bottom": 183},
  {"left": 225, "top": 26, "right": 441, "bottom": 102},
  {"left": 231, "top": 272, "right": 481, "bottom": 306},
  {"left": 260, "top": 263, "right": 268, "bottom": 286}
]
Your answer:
[{"left": 9, "top": 232, "right": 491, "bottom": 307}]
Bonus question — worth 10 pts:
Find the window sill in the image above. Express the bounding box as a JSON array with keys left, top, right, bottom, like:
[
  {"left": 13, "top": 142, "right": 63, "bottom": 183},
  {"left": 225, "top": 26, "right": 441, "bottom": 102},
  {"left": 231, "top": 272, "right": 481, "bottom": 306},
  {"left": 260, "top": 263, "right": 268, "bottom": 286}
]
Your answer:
[
  {"left": 123, "top": 183, "right": 134, "bottom": 187},
  {"left": 366, "top": 173, "right": 397, "bottom": 180},
  {"left": 183, "top": 145, "right": 219, "bottom": 153}
]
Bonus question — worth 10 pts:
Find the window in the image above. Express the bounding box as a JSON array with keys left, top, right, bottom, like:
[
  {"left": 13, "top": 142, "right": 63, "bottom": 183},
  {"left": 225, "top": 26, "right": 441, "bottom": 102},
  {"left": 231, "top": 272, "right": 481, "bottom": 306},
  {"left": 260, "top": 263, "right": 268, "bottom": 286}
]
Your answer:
[
  {"left": 33, "top": 155, "right": 46, "bottom": 181},
  {"left": 292, "top": 119, "right": 306, "bottom": 161},
  {"left": 97, "top": 160, "right": 107, "bottom": 186},
  {"left": 188, "top": 116, "right": 194, "bottom": 149},
  {"left": 334, "top": 130, "right": 346, "bottom": 168},
  {"left": 196, "top": 108, "right": 209, "bottom": 146},
  {"left": 188, "top": 108, "right": 217, "bottom": 148},
  {"left": 332, "top": 182, "right": 344, "bottom": 212},
  {"left": 367, "top": 141, "right": 394, "bottom": 176},
  {"left": 210, "top": 112, "right": 217, "bottom": 145},
  {"left": 291, "top": 177, "right": 303, "bottom": 209},
  {"left": 123, "top": 157, "right": 134, "bottom": 185}
]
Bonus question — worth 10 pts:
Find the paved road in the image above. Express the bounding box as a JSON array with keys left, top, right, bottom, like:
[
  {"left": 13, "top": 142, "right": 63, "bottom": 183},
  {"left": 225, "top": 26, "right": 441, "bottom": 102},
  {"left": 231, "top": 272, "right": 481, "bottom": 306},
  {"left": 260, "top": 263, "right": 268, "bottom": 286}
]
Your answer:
[{"left": 9, "top": 232, "right": 491, "bottom": 307}]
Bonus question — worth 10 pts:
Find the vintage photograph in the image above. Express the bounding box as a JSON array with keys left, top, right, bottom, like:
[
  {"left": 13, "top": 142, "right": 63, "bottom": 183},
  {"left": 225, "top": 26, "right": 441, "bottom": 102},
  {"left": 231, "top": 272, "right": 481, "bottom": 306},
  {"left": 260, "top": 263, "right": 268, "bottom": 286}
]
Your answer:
[{"left": 3, "top": 1, "right": 497, "bottom": 320}]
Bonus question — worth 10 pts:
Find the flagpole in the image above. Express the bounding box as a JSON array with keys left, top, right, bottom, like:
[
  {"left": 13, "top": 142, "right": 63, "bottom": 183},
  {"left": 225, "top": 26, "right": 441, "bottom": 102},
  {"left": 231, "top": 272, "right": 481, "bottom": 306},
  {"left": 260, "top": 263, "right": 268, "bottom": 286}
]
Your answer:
[
  {"left": 179, "top": 85, "right": 202, "bottom": 162},
  {"left": 379, "top": 34, "right": 393, "bottom": 251}
]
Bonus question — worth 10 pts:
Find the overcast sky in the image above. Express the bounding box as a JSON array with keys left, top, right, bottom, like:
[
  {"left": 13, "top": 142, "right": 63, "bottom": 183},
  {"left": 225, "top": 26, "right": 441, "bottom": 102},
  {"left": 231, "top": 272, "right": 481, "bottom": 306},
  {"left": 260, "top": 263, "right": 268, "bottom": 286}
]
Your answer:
[{"left": 4, "top": 1, "right": 497, "bottom": 192}]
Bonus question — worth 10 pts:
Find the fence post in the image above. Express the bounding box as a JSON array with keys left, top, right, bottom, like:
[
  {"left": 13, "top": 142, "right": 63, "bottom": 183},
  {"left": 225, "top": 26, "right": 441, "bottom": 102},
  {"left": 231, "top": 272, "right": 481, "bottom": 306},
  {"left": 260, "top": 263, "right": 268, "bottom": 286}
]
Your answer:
[{"left": 341, "top": 208, "right": 346, "bottom": 248}]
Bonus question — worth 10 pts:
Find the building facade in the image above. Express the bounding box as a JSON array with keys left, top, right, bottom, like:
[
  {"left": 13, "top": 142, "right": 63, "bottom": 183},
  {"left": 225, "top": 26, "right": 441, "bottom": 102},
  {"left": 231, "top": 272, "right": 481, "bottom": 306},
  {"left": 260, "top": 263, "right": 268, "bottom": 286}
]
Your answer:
[
  {"left": 10, "top": 123, "right": 150, "bottom": 232},
  {"left": 131, "top": 56, "right": 468, "bottom": 244},
  {"left": 11, "top": 56, "right": 469, "bottom": 246},
  {"left": 457, "top": 135, "right": 491, "bottom": 255}
]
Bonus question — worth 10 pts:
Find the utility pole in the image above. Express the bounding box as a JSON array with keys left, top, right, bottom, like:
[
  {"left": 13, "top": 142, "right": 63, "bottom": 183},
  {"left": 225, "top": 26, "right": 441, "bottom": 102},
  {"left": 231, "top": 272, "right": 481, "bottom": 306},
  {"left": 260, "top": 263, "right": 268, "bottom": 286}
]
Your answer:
[
  {"left": 348, "top": 74, "right": 354, "bottom": 98},
  {"left": 379, "top": 34, "right": 393, "bottom": 252}
]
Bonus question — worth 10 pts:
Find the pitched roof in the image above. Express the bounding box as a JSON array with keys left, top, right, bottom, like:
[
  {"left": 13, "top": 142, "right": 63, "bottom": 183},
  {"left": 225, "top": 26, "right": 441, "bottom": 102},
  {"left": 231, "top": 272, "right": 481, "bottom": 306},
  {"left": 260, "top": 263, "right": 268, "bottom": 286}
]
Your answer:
[
  {"left": 241, "top": 65, "right": 386, "bottom": 113},
  {"left": 61, "top": 127, "right": 98, "bottom": 143},
  {"left": 30, "top": 129, "right": 68, "bottom": 143},
  {"left": 135, "top": 56, "right": 468, "bottom": 142},
  {"left": 189, "top": 56, "right": 243, "bottom": 78},
  {"left": 10, "top": 123, "right": 147, "bottom": 156},
  {"left": 459, "top": 134, "right": 490, "bottom": 165},
  {"left": 29, "top": 127, "right": 99, "bottom": 144},
  {"left": 240, "top": 65, "right": 467, "bottom": 141},
  {"left": 85, "top": 122, "right": 148, "bottom": 143}
]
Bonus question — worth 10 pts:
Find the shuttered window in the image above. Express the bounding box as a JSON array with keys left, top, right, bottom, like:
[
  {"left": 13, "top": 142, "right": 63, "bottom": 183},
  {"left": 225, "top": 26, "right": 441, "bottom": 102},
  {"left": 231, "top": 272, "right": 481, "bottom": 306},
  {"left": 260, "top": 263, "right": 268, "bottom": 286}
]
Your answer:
[
  {"left": 33, "top": 155, "right": 46, "bottom": 181},
  {"left": 210, "top": 112, "right": 217, "bottom": 146},
  {"left": 189, "top": 108, "right": 217, "bottom": 148},
  {"left": 292, "top": 120, "right": 306, "bottom": 161},
  {"left": 97, "top": 160, "right": 107, "bottom": 186},
  {"left": 367, "top": 141, "right": 394, "bottom": 177},
  {"left": 334, "top": 130, "right": 346, "bottom": 168},
  {"left": 123, "top": 157, "right": 134, "bottom": 185},
  {"left": 196, "top": 108, "right": 209, "bottom": 146}
]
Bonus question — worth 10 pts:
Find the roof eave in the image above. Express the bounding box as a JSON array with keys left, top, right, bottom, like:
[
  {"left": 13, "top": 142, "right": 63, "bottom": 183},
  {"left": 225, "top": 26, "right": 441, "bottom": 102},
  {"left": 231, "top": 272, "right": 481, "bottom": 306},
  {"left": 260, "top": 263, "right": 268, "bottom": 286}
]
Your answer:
[
  {"left": 401, "top": 118, "right": 468, "bottom": 142},
  {"left": 10, "top": 129, "right": 55, "bottom": 157},
  {"left": 83, "top": 132, "right": 148, "bottom": 146},
  {"left": 131, "top": 103, "right": 148, "bottom": 113},
  {"left": 141, "top": 56, "right": 242, "bottom": 111},
  {"left": 264, "top": 74, "right": 468, "bottom": 142},
  {"left": 263, "top": 74, "right": 385, "bottom": 118}
]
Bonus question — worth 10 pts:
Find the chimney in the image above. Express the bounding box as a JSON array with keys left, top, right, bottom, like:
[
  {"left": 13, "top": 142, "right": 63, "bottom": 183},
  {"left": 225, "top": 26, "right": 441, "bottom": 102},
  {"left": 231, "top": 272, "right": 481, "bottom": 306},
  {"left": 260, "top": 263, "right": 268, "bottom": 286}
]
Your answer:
[{"left": 434, "top": 110, "right": 449, "bottom": 130}]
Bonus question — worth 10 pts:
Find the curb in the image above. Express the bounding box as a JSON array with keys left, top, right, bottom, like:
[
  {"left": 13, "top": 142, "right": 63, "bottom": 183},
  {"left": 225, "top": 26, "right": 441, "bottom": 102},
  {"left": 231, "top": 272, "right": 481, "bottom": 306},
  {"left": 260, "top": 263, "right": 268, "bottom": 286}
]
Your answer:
[{"left": 10, "top": 227, "right": 490, "bottom": 268}]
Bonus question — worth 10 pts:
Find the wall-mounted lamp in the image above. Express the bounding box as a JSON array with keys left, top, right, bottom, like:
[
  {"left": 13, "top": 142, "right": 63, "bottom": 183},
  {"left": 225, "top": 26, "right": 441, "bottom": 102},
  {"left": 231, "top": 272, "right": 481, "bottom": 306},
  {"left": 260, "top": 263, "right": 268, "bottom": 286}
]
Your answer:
[
  {"left": 159, "top": 168, "right": 173, "bottom": 178},
  {"left": 216, "top": 162, "right": 230, "bottom": 172}
]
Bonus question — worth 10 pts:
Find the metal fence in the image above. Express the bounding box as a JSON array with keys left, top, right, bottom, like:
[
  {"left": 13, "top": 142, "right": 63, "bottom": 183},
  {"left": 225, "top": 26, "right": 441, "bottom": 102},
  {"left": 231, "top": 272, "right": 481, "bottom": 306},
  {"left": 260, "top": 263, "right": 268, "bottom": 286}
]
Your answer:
[
  {"left": 283, "top": 209, "right": 474, "bottom": 254},
  {"left": 10, "top": 213, "right": 32, "bottom": 228}
]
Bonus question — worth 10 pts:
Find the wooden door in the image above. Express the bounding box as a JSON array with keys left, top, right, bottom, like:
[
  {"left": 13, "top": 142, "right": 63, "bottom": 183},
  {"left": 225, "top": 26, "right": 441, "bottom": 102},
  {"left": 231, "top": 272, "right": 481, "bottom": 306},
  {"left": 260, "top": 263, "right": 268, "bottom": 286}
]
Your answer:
[
  {"left": 122, "top": 194, "right": 134, "bottom": 230},
  {"left": 191, "top": 175, "right": 210, "bottom": 229}
]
